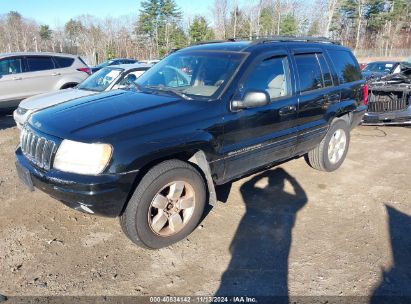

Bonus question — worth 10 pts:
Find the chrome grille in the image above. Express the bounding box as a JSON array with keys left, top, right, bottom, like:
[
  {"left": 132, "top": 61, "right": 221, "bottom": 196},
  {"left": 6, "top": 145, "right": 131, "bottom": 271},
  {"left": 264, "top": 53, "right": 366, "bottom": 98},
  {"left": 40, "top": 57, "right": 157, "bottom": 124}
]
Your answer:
[{"left": 20, "top": 128, "right": 56, "bottom": 170}]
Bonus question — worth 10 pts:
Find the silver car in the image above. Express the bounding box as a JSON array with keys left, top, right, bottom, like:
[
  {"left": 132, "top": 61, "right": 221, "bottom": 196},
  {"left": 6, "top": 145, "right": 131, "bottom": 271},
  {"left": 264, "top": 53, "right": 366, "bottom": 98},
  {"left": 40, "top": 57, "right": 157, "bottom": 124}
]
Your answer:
[
  {"left": 13, "top": 63, "right": 152, "bottom": 128},
  {"left": 0, "top": 52, "right": 91, "bottom": 110}
]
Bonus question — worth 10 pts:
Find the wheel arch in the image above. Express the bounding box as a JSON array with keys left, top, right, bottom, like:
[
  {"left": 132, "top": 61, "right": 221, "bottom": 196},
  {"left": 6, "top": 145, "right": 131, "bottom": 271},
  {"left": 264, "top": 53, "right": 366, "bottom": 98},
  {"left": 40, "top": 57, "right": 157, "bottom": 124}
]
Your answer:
[{"left": 120, "top": 147, "right": 217, "bottom": 216}]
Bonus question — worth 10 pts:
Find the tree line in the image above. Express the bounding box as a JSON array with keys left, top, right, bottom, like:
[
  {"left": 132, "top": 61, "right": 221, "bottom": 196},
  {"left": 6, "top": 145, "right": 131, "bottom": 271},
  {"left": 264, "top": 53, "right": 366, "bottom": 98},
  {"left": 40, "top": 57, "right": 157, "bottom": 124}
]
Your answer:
[{"left": 0, "top": 0, "right": 409, "bottom": 65}]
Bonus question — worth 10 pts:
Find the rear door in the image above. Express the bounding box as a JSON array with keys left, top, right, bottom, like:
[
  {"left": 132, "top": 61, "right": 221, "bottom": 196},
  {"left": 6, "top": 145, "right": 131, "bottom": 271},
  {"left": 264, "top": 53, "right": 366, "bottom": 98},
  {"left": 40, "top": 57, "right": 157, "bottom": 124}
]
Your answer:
[
  {"left": 291, "top": 49, "right": 340, "bottom": 155},
  {"left": 221, "top": 51, "right": 298, "bottom": 181},
  {"left": 22, "top": 56, "right": 57, "bottom": 96},
  {"left": 52, "top": 56, "right": 77, "bottom": 84}
]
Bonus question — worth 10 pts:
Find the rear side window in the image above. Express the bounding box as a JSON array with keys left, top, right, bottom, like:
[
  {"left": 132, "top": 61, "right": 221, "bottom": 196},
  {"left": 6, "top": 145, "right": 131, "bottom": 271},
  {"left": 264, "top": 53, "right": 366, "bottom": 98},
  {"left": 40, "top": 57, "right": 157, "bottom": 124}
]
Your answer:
[
  {"left": 54, "top": 56, "right": 74, "bottom": 68},
  {"left": 327, "top": 50, "right": 361, "bottom": 84},
  {"left": 295, "top": 53, "right": 324, "bottom": 93},
  {"left": 242, "top": 56, "right": 291, "bottom": 100},
  {"left": 26, "top": 56, "right": 55, "bottom": 72},
  {"left": 0, "top": 57, "right": 23, "bottom": 75},
  {"left": 317, "top": 54, "right": 333, "bottom": 87}
]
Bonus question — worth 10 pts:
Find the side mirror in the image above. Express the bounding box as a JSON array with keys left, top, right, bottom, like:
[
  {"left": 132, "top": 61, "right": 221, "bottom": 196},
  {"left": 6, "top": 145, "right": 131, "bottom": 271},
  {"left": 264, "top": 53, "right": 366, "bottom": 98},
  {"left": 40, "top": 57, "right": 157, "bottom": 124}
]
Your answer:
[{"left": 231, "top": 90, "right": 270, "bottom": 111}]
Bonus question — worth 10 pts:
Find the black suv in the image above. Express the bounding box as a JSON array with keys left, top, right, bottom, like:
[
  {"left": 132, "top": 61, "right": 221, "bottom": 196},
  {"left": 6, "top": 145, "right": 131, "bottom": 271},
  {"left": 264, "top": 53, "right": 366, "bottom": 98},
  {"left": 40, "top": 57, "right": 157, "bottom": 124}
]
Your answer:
[{"left": 15, "top": 37, "right": 367, "bottom": 249}]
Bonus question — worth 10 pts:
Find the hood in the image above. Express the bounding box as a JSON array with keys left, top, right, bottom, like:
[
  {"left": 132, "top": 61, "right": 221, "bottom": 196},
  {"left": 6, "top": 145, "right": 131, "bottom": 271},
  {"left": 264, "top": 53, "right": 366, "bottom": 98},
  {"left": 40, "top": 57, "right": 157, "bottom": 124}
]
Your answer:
[
  {"left": 29, "top": 90, "right": 210, "bottom": 142},
  {"left": 19, "top": 88, "right": 98, "bottom": 110}
]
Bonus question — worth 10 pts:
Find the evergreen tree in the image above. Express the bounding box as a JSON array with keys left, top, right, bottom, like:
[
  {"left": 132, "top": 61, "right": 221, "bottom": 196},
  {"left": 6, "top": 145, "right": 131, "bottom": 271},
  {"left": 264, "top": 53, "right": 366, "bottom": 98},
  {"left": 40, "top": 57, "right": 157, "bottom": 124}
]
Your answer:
[
  {"left": 280, "top": 14, "right": 298, "bottom": 36},
  {"left": 189, "top": 16, "right": 214, "bottom": 43},
  {"left": 138, "top": 0, "right": 183, "bottom": 56}
]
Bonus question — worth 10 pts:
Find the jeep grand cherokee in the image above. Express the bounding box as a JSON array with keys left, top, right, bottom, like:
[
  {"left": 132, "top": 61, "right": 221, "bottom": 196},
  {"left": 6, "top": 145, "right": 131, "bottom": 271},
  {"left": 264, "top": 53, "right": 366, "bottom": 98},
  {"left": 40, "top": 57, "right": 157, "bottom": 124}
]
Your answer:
[{"left": 15, "top": 37, "right": 367, "bottom": 249}]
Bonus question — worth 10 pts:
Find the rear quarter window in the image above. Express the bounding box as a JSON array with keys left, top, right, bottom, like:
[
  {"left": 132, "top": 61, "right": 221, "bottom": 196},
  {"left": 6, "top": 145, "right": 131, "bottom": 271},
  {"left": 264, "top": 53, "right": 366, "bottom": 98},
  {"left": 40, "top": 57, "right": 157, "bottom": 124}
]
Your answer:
[
  {"left": 327, "top": 49, "right": 362, "bottom": 84},
  {"left": 54, "top": 56, "right": 74, "bottom": 68}
]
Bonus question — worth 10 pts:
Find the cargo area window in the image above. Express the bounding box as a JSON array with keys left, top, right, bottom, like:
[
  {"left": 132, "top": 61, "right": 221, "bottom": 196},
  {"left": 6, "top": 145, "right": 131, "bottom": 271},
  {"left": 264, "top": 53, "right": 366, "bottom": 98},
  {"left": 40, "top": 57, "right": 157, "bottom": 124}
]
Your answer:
[{"left": 327, "top": 49, "right": 362, "bottom": 84}]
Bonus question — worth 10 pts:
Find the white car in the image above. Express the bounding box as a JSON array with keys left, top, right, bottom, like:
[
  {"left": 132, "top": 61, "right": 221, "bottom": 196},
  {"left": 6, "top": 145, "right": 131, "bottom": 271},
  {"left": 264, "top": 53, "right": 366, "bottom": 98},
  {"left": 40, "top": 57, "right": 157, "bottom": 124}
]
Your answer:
[
  {"left": 13, "top": 63, "right": 152, "bottom": 129},
  {"left": 0, "top": 52, "right": 91, "bottom": 110}
]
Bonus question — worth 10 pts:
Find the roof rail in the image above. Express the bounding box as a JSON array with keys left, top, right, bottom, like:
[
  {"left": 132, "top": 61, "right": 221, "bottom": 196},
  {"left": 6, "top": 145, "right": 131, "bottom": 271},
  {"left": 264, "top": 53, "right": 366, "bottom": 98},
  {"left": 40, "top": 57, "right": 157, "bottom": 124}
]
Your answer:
[
  {"left": 225, "top": 35, "right": 340, "bottom": 45},
  {"left": 191, "top": 38, "right": 237, "bottom": 46}
]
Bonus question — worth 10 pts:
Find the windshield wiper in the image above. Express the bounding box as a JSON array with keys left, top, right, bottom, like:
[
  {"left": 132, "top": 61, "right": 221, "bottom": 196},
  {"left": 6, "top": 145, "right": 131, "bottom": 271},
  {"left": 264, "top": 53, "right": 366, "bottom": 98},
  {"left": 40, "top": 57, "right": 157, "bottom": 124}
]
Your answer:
[{"left": 144, "top": 85, "right": 192, "bottom": 100}]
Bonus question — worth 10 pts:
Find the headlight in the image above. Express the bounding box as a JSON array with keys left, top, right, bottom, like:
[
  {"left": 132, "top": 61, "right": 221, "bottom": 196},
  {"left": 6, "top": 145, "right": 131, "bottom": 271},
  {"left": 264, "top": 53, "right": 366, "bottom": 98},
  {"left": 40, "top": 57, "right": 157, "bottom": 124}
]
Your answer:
[{"left": 53, "top": 140, "right": 113, "bottom": 175}]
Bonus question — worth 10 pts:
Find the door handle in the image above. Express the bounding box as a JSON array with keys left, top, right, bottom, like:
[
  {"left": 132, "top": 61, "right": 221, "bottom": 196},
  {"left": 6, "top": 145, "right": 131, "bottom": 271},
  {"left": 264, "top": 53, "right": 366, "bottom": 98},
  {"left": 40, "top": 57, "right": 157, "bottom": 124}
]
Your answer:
[
  {"left": 51, "top": 72, "right": 61, "bottom": 76},
  {"left": 279, "top": 105, "right": 297, "bottom": 115},
  {"left": 12, "top": 77, "right": 22, "bottom": 80}
]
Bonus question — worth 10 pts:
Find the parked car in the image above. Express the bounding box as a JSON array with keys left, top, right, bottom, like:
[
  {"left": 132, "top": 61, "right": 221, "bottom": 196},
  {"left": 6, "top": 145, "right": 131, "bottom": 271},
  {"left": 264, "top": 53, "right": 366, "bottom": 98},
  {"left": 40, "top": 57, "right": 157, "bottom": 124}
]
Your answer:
[
  {"left": 0, "top": 52, "right": 90, "bottom": 111},
  {"left": 362, "top": 61, "right": 401, "bottom": 80},
  {"left": 90, "top": 58, "right": 138, "bottom": 73},
  {"left": 13, "top": 63, "right": 152, "bottom": 128},
  {"left": 363, "top": 61, "right": 411, "bottom": 125},
  {"left": 139, "top": 59, "right": 160, "bottom": 65},
  {"left": 15, "top": 37, "right": 367, "bottom": 249}
]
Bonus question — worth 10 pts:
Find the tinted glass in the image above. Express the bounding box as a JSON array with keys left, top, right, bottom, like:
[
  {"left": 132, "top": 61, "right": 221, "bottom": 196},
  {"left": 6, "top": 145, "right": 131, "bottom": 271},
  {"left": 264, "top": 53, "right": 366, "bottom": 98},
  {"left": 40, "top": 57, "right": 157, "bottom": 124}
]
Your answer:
[
  {"left": 295, "top": 54, "right": 324, "bottom": 93},
  {"left": 317, "top": 54, "right": 333, "bottom": 87},
  {"left": 136, "top": 52, "right": 244, "bottom": 98},
  {"left": 26, "top": 56, "right": 55, "bottom": 72},
  {"left": 54, "top": 56, "right": 74, "bottom": 68},
  {"left": 78, "top": 67, "right": 123, "bottom": 92},
  {"left": 327, "top": 50, "right": 361, "bottom": 83},
  {"left": 242, "top": 56, "right": 290, "bottom": 100},
  {"left": 0, "top": 58, "right": 23, "bottom": 75}
]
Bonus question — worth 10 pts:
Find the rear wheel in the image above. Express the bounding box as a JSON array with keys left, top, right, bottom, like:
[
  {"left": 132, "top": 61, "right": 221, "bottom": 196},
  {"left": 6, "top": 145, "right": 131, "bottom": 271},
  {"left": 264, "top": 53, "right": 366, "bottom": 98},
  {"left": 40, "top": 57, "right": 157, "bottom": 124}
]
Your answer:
[
  {"left": 305, "top": 119, "right": 350, "bottom": 172},
  {"left": 120, "top": 159, "right": 206, "bottom": 249}
]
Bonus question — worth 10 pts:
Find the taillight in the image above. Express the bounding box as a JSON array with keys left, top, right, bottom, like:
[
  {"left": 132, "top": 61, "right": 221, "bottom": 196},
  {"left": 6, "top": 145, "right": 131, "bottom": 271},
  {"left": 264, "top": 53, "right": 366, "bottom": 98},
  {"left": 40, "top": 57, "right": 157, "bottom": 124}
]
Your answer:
[
  {"left": 363, "top": 83, "right": 369, "bottom": 105},
  {"left": 77, "top": 68, "right": 91, "bottom": 75}
]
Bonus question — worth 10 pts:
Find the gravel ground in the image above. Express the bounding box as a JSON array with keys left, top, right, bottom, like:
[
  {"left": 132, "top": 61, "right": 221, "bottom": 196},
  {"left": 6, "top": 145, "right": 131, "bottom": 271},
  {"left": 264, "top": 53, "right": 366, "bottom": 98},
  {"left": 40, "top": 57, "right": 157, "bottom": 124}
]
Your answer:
[{"left": 0, "top": 114, "right": 410, "bottom": 299}]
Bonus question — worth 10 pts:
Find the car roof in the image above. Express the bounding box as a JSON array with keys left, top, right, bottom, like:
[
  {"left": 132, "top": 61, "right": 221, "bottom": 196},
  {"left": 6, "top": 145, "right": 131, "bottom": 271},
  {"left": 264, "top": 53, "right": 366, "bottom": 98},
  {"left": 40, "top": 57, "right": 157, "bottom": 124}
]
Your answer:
[
  {"left": 0, "top": 52, "right": 78, "bottom": 59},
  {"left": 109, "top": 63, "right": 152, "bottom": 70}
]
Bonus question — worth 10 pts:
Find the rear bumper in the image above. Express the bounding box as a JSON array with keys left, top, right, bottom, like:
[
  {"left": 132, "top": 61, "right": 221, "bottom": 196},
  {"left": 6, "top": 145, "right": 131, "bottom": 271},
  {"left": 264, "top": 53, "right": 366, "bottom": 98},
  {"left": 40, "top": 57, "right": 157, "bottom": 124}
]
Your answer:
[
  {"left": 15, "top": 147, "right": 138, "bottom": 217},
  {"left": 351, "top": 105, "right": 367, "bottom": 129},
  {"left": 362, "top": 105, "right": 411, "bottom": 125}
]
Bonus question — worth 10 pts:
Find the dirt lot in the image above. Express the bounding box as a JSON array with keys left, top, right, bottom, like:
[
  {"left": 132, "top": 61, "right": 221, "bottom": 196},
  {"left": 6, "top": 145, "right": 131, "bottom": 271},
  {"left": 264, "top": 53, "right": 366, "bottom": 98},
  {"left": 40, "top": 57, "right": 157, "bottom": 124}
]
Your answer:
[{"left": 0, "top": 115, "right": 410, "bottom": 299}]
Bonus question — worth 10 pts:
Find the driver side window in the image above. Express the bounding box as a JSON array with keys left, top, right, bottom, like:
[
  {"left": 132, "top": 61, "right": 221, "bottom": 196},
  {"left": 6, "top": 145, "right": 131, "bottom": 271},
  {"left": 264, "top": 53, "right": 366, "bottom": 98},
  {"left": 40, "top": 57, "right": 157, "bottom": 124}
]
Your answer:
[{"left": 242, "top": 56, "right": 291, "bottom": 100}]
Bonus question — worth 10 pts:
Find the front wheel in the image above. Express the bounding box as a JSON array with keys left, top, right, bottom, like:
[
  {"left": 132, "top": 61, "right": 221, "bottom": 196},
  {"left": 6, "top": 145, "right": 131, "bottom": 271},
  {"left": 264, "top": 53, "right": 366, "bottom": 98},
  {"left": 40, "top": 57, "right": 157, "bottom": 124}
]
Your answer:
[
  {"left": 305, "top": 119, "right": 350, "bottom": 172},
  {"left": 120, "top": 160, "right": 206, "bottom": 249}
]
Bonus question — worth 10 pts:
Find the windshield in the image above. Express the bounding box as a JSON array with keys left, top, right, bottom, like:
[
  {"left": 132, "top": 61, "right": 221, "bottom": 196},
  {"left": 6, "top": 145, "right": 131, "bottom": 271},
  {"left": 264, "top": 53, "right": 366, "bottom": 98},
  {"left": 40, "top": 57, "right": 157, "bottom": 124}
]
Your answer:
[
  {"left": 78, "top": 67, "right": 123, "bottom": 92},
  {"left": 364, "top": 62, "right": 396, "bottom": 73},
  {"left": 135, "top": 51, "right": 245, "bottom": 99}
]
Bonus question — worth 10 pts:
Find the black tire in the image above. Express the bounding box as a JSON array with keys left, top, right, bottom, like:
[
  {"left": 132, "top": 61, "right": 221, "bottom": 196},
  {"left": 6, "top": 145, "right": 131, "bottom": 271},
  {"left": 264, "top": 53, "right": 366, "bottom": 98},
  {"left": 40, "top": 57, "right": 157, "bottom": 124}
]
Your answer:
[
  {"left": 60, "top": 83, "right": 78, "bottom": 89},
  {"left": 120, "top": 159, "right": 206, "bottom": 249},
  {"left": 305, "top": 119, "right": 350, "bottom": 172}
]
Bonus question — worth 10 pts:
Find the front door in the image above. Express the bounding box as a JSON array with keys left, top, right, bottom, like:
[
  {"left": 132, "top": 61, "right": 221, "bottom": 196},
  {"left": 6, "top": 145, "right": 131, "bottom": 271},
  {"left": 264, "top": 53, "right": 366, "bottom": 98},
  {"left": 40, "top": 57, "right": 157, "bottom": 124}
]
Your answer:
[
  {"left": 0, "top": 56, "right": 27, "bottom": 107},
  {"left": 221, "top": 52, "right": 298, "bottom": 182}
]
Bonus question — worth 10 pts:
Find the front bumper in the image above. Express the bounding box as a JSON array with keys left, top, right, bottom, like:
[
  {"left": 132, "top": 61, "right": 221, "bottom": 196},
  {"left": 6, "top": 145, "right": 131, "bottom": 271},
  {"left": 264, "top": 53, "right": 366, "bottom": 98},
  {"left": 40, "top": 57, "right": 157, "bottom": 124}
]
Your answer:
[
  {"left": 362, "top": 106, "right": 411, "bottom": 125},
  {"left": 15, "top": 147, "right": 138, "bottom": 217}
]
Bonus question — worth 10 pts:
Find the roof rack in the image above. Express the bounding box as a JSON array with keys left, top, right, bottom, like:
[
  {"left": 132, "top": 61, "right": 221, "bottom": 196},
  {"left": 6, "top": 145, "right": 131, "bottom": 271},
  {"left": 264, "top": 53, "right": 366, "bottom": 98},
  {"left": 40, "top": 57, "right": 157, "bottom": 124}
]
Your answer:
[
  {"left": 191, "top": 38, "right": 237, "bottom": 46},
  {"left": 251, "top": 36, "right": 340, "bottom": 45},
  {"left": 189, "top": 36, "right": 340, "bottom": 47},
  {"left": 225, "top": 35, "right": 340, "bottom": 45}
]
